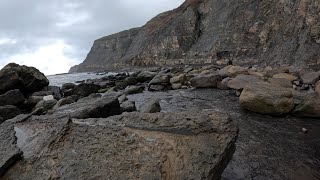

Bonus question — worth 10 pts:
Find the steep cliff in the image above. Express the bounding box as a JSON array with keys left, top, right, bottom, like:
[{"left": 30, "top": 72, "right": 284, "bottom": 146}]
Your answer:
[{"left": 70, "top": 0, "right": 320, "bottom": 73}]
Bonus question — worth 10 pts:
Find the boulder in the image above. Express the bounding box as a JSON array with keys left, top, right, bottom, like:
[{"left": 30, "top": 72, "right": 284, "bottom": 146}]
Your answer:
[
  {"left": 217, "top": 77, "right": 231, "bottom": 90},
  {"left": 240, "top": 82, "right": 295, "bottom": 115},
  {"left": 120, "top": 101, "right": 136, "bottom": 112},
  {"left": 0, "top": 89, "right": 25, "bottom": 106},
  {"left": 272, "top": 73, "right": 298, "bottom": 82},
  {"left": 149, "top": 74, "right": 171, "bottom": 85},
  {"left": 268, "top": 78, "right": 293, "bottom": 88},
  {"left": 137, "top": 71, "right": 157, "bottom": 82},
  {"left": 292, "top": 93, "right": 320, "bottom": 118},
  {"left": 227, "top": 74, "right": 261, "bottom": 90},
  {"left": 72, "top": 83, "right": 101, "bottom": 97},
  {"left": 52, "top": 96, "right": 121, "bottom": 119},
  {"left": 0, "top": 63, "right": 49, "bottom": 94},
  {"left": 123, "top": 77, "right": 138, "bottom": 86},
  {"left": 25, "top": 96, "right": 43, "bottom": 107},
  {"left": 33, "top": 99, "right": 58, "bottom": 111},
  {"left": 219, "top": 65, "right": 248, "bottom": 77},
  {"left": 300, "top": 71, "right": 320, "bottom": 84},
  {"left": 170, "top": 74, "right": 186, "bottom": 84},
  {"left": 1, "top": 111, "right": 238, "bottom": 179},
  {"left": 172, "top": 83, "right": 182, "bottom": 90},
  {"left": 125, "top": 85, "right": 144, "bottom": 95},
  {"left": 190, "top": 73, "right": 222, "bottom": 88},
  {"left": 42, "top": 86, "right": 62, "bottom": 100},
  {"left": 265, "top": 67, "right": 289, "bottom": 77},
  {"left": 62, "top": 83, "right": 76, "bottom": 90},
  {"left": 139, "top": 99, "right": 161, "bottom": 113},
  {"left": 52, "top": 97, "right": 75, "bottom": 110},
  {"left": 0, "top": 105, "right": 22, "bottom": 122},
  {"left": 315, "top": 81, "right": 320, "bottom": 95},
  {"left": 118, "top": 94, "right": 128, "bottom": 103}
]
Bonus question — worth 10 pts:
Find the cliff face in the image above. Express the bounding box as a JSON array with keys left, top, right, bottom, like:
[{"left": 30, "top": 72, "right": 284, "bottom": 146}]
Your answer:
[{"left": 70, "top": 0, "right": 320, "bottom": 73}]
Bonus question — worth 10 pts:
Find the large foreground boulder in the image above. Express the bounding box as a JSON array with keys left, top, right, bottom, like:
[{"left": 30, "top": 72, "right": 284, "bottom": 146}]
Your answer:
[
  {"left": 1, "top": 111, "right": 238, "bottom": 179},
  {"left": 0, "top": 89, "right": 25, "bottom": 106},
  {"left": 0, "top": 63, "right": 49, "bottom": 94},
  {"left": 51, "top": 95, "right": 121, "bottom": 119},
  {"left": 240, "top": 82, "right": 295, "bottom": 115}
]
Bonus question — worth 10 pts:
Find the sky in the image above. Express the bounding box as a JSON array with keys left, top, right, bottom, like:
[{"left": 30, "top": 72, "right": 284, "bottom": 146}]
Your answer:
[{"left": 0, "top": 0, "right": 184, "bottom": 75}]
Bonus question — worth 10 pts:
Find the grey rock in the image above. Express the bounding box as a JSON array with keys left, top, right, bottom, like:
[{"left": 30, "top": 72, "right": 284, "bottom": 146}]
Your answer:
[
  {"left": 42, "top": 86, "right": 62, "bottom": 100},
  {"left": 61, "top": 83, "right": 76, "bottom": 90},
  {"left": 52, "top": 96, "right": 121, "bottom": 119},
  {"left": 120, "top": 101, "right": 137, "bottom": 112},
  {"left": 293, "top": 93, "right": 320, "bottom": 118},
  {"left": 34, "top": 99, "right": 58, "bottom": 111},
  {"left": 125, "top": 85, "right": 144, "bottom": 95},
  {"left": 118, "top": 94, "right": 128, "bottom": 103},
  {"left": 137, "top": 71, "right": 157, "bottom": 83},
  {"left": 228, "top": 74, "right": 261, "bottom": 90},
  {"left": 1, "top": 111, "right": 238, "bottom": 180},
  {"left": 240, "top": 82, "right": 295, "bottom": 115},
  {"left": 0, "top": 105, "right": 22, "bottom": 122},
  {"left": 73, "top": 83, "right": 102, "bottom": 97},
  {"left": 0, "top": 63, "right": 48, "bottom": 94},
  {"left": 140, "top": 99, "right": 161, "bottom": 113},
  {"left": 190, "top": 73, "right": 222, "bottom": 88},
  {"left": 0, "top": 89, "right": 25, "bottom": 106},
  {"left": 172, "top": 83, "right": 182, "bottom": 90},
  {"left": 52, "top": 97, "right": 75, "bottom": 110}
]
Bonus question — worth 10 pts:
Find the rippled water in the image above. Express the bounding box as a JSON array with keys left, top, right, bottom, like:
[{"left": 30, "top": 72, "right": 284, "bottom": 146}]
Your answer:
[{"left": 47, "top": 72, "right": 118, "bottom": 87}]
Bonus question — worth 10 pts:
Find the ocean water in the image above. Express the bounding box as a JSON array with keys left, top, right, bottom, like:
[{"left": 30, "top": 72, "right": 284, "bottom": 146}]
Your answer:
[{"left": 47, "top": 72, "right": 118, "bottom": 87}]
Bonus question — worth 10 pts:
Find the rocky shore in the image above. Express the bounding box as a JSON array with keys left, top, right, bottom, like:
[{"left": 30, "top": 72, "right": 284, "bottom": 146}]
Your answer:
[{"left": 0, "top": 62, "right": 319, "bottom": 179}]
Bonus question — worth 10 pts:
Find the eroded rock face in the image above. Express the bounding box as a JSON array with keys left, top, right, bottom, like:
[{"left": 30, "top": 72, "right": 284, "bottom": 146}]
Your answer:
[
  {"left": 69, "top": 0, "right": 320, "bottom": 72},
  {"left": 1, "top": 111, "right": 238, "bottom": 179}
]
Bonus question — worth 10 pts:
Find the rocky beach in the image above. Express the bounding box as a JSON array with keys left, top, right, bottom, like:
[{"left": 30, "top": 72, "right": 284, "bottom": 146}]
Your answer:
[
  {"left": 1, "top": 0, "right": 320, "bottom": 179},
  {"left": 0, "top": 62, "right": 319, "bottom": 179}
]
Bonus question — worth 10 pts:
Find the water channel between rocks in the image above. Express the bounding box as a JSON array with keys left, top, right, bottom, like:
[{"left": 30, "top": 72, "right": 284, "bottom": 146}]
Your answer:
[{"left": 128, "top": 88, "right": 320, "bottom": 180}]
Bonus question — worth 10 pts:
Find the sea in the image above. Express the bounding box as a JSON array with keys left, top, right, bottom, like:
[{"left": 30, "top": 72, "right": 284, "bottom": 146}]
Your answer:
[{"left": 47, "top": 72, "right": 118, "bottom": 87}]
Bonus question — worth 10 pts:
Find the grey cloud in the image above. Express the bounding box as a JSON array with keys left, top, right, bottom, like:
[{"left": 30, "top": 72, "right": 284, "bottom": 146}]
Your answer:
[{"left": 0, "top": 0, "right": 184, "bottom": 68}]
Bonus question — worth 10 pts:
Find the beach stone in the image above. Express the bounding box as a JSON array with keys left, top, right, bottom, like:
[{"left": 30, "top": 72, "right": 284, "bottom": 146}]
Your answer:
[
  {"left": 293, "top": 93, "right": 320, "bottom": 118},
  {"left": 0, "top": 89, "right": 25, "bottom": 106},
  {"left": 268, "top": 78, "right": 293, "bottom": 88},
  {"left": 0, "top": 105, "right": 22, "bottom": 122},
  {"left": 1, "top": 111, "right": 238, "bottom": 179},
  {"left": 227, "top": 74, "right": 261, "bottom": 90},
  {"left": 43, "top": 95, "right": 54, "bottom": 101},
  {"left": 190, "top": 73, "right": 222, "bottom": 88},
  {"left": 73, "top": 83, "right": 101, "bottom": 97},
  {"left": 240, "top": 82, "right": 295, "bottom": 115},
  {"left": 139, "top": 99, "right": 161, "bottom": 113},
  {"left": 300, "top": 71, "right": 320, "bottom": 84},
  {"left": 0, "top": 63, "right": 49, "bottom": 94},
  {"left": 137, "top": 71, "right": 157, "bottom": 82},
  {"left": 125, "top": 85, "right": 144, "bottom": 95},
  {"left": 52, "top": 96, "right": 121, "bottom": 119},
  {"left": 120, "top": 101, "right": 136, "bottom": 112},
  {"left": 273, "top": 73, "right": 298, "bottom": 82}
]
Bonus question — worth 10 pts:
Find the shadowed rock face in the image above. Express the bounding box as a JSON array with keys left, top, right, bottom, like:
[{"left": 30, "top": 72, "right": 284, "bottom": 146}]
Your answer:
[
  {"left": 70, "top": 0, "right": 320, "bottom": 73},
  {"left": 1, "top": 111, "right": 238, "bottom": 179}
]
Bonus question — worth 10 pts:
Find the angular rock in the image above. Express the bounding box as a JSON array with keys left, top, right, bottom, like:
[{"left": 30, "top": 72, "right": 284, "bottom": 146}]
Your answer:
[
  {"left": 52, "top": 97, "right": 75, "bottom": 110},
  {"left": 268, "top": 78, "right": 293, "bottom": 88},
  {"left": 120, "top": 101, "right": 136, "bottom": 112},
  {"left": 34, "top": 99, "right": 58, "bottom": 111},
  {"left": 140, "top": 99, "right": 161, "bottom": 113},
  {"left": 293, "top": 93, "right": 320, "bottom": 118},
  {"left": 170, "top": 74, "right": 186, "bottom": 84},
  {"left": 0, "top": 63, "right": 49, "bottom": 94},
  {"left": 300, "top": 71, "right": 320, "bottom": 84},
  {"left": 149, "top": 74, "right": 171, "bottom": 85},
  {"left": 0, "top": 89, "right": 25, "bottom": 106},
  {"left": 190, "top": 73, "right": 222, "bottom": 88},
  {"left": 272, "top": 73, "right": 298, "bottom": 82},
  {"left": 123, "top": 77, "right": 138, "bottom": 86},
  {"left": 227, "top": 74, "right": 261, "bottom": 90},
  {"left": 125, "top": 85, "right": 144, "bottom": 95},
  {"left": 240, "top": 82, "right": 295, "bottom": 115},
  {"left": 137, "top": 71, "right": 157, "bottom": 83},
  {"left": 42, "top": 86, "right": 62, "bottom": 100},
  {"left": 118, "top": 94, "right": 128, "bottom": 103},
  {"left": 0, "top": 105, "right": 22, "bottom": 122},
  {"left": 25, "top": 96, "right": 43, "bottom": 107},
  {"left": 315, "top": 81, "right": 320, "bottom": 95},
  {"left": 2, "top": 111, "right": 238, "bottom": 180},
  {"left": 52, "top": 96, "right": 121, "bottom": 119},
  {"left": 72, "top": 83, "right": 101, "bottom": 97},
  {"left": 61, "top": 83, "right": 76, "bottom": 90}
]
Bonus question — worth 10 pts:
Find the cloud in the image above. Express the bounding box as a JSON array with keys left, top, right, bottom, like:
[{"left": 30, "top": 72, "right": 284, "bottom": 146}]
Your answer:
[{"left": 0, "top": 0, "right": 185, "bottom": 75}]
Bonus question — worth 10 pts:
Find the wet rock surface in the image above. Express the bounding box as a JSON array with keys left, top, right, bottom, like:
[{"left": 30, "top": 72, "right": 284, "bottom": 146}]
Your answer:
[
  {"left": 127, "top": 89, "right": 320, "bottom": 180},
  {"left": 1, "top": 111, "right": 238, "bottom": 180}
]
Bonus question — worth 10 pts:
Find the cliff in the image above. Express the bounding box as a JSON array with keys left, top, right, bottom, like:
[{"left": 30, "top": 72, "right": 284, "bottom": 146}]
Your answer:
[{"left": 70, "top": 0, "right": 320, "bottom": 73}]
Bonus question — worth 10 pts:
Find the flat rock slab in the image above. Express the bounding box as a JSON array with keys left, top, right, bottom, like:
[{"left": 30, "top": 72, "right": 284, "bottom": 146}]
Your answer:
[{"left": 1, "top": 111, "right": 238, "bottom": 179}]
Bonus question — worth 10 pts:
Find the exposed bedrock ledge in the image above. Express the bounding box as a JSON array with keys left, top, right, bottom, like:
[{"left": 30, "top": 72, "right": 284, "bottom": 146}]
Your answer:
[
  {"left": 70, "top": 0, "right": 320, "bottom": 73},
  {"left": 0, "top": 111, "right": 238, "bottom": 179}
]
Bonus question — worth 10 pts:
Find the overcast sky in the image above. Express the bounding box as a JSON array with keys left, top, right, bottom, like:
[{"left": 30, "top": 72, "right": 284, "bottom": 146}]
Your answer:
[{"left": 0, "top": 0, "right": 184, "bottom": 75}]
